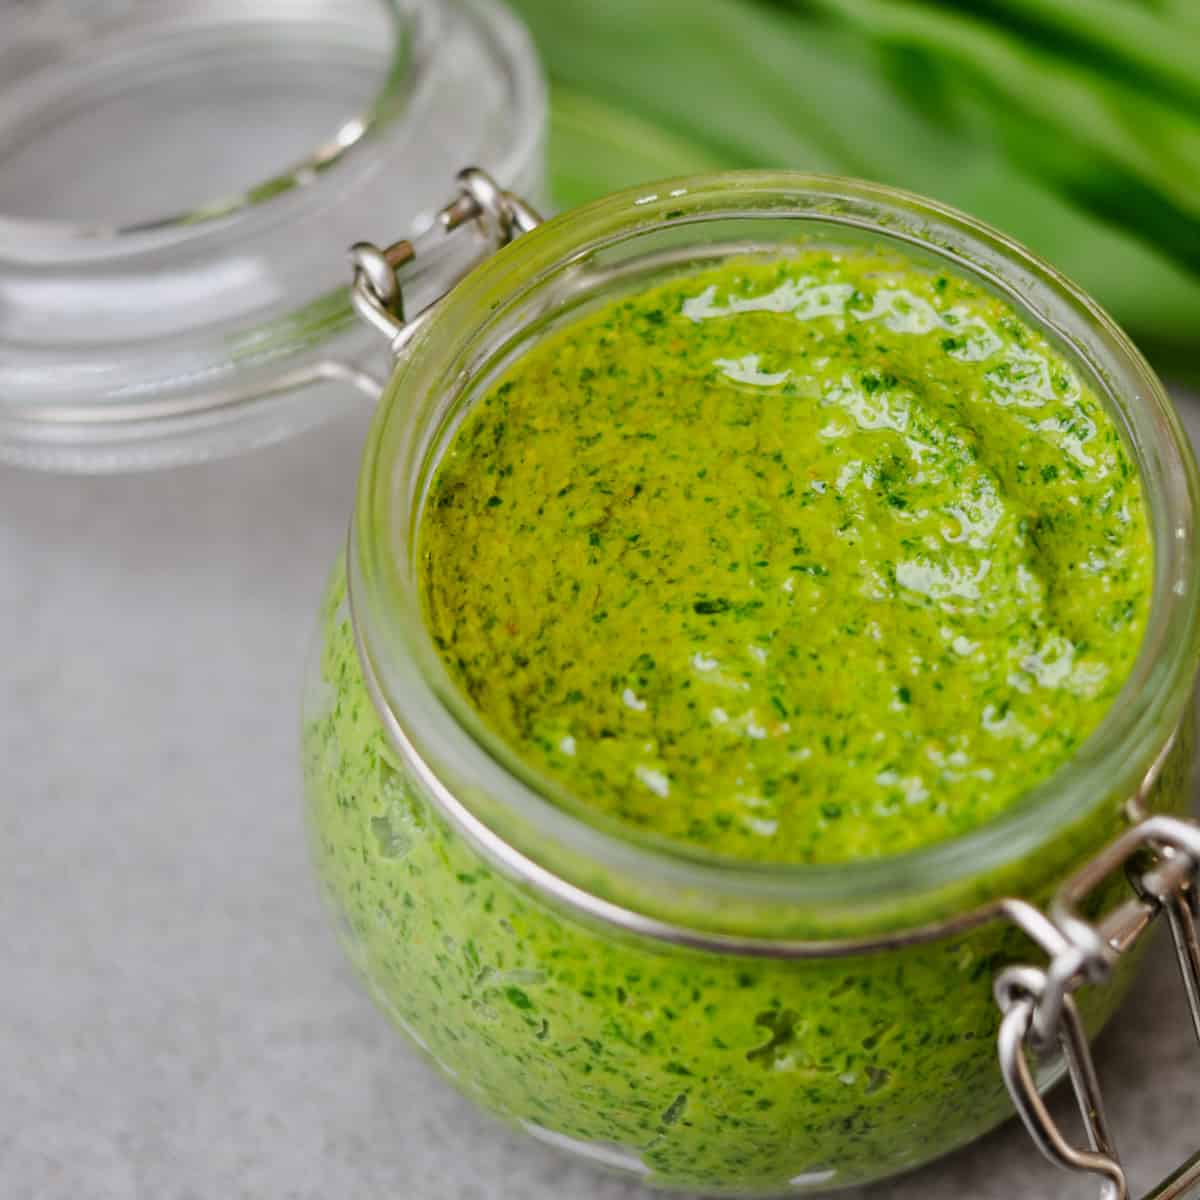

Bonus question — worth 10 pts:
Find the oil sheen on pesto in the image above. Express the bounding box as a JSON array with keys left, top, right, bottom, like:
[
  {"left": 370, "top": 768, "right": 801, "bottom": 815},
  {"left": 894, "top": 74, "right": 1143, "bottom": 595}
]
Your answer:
[{"left": 420, "top": 251, "right": 1152, "bottom": 863}]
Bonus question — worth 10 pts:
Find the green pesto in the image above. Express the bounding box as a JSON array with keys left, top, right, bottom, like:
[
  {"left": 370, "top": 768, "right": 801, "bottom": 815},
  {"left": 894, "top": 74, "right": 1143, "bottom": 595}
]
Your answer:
[
  {"left": 420, "top": 252, "right": 1153, "bottom": 863},
  {"left": 305, "top": 250, "right": 1170, "bottom": 1192}
]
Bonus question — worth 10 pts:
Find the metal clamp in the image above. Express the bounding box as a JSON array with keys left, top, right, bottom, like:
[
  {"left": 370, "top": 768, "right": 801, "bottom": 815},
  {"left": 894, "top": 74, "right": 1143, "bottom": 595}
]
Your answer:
[
  {"left": 996, "top": 815, "right": 1200, "bottom": 1200},
  {"left": 349, "top": 167, "right": 542, "bottom": 357}
]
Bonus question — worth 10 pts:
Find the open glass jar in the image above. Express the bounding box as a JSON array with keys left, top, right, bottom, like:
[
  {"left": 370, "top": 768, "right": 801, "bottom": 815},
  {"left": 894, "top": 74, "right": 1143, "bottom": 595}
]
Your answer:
[
  {"left": 303, "top": 172, "right": 1200, "bottom": 1197},
  {"left": 0, "top": 0, "right": 543, "bottom": 471}
]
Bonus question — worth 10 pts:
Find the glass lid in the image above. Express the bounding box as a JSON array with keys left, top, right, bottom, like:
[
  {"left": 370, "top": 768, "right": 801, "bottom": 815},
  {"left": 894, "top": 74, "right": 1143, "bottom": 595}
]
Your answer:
[{"left": 0, "top": 0, "right": 545, "bottom": 472}]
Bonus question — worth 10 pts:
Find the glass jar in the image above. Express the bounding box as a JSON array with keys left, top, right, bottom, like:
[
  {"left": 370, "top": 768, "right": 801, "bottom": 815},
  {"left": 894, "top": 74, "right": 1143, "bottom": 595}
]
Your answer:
[
  {"left": 302, "top": 173, "right": 1200, "bottom": 1195},
  {"left": 0, "top": 0, "right": 544, "bottom": 472}
]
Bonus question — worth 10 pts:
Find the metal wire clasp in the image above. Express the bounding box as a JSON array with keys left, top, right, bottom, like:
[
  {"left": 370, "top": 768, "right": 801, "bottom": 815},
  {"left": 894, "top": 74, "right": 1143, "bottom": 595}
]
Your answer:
[
  {"left": 996, "top": 815, "right": 1200, "bottom": 1200},
  {"left": 349, "top": 167, "right": 542, "bottom": 356}
]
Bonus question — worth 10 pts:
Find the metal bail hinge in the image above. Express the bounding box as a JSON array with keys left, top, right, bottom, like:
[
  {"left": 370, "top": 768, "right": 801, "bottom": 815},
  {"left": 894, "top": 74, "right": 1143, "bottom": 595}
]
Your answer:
[
  {"left": 349, "top": 167, "right": 542, "bottom": 357},
  {"left": 995, "top": 814, "right": 1200, "bottom": 1200}
]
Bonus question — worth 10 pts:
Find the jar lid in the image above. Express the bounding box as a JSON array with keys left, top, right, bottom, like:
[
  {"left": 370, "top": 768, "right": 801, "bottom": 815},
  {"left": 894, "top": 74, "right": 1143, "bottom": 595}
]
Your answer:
[{"left": 0, "top": 0, "right": 545, "bottom": 472}]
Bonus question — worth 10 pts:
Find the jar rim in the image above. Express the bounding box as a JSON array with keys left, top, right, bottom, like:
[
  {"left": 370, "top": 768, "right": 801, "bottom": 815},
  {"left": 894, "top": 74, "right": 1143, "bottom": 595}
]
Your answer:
[
  {"left": 0, "top": 2, "right": 413, "bottom": 242},
  {"left": 352, "top": 171, "right": 1200, "bottom": 941}
]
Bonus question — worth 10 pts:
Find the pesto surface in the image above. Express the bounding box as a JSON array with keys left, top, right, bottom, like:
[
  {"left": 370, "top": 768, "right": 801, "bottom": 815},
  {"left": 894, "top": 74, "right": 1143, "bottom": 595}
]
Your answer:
[{"left": 421, "top": 252, "right": 1152, "bottom": 862}]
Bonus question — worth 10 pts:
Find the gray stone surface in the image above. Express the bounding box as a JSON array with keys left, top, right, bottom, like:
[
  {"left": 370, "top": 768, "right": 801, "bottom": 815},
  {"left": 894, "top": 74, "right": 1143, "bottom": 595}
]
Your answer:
[{"left": 4, "top": 397, "right": 1200, "bottom": 1200}]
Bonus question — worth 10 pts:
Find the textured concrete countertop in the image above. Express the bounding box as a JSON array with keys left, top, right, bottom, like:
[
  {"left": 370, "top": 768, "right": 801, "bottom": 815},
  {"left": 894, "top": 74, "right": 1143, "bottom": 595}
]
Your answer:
[{"left": 5, "top": 395, "right": 1200, "bottom": 1200}]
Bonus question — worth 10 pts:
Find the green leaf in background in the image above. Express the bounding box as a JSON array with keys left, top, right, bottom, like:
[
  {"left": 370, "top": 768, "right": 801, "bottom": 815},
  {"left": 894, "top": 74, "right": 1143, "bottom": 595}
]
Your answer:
[
  {"left": 935, "top": 0, "right": 1200, "bottom": 111},
  {"left": 510, "top": 0, "right": 1200, "bottom": 378},
  {"left": 548, "top": 88, "right": 727, "bottom": 209},
  {"left": 810, "top": 0, "right": 1200, "bottom": 260}
]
